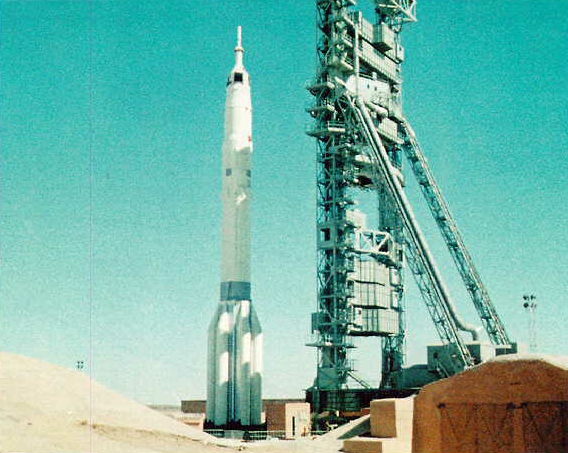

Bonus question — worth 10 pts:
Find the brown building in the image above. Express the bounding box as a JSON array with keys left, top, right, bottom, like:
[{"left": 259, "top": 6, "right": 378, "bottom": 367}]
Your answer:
[
  {"left": 264, "top": 399, "right": 310, "bottom": 437},
  {"left": 413, "top": 355, "right": 568, "bottom": 453},
  {"left": 181, "top": 400, "right": 206, "bottom": 414}
]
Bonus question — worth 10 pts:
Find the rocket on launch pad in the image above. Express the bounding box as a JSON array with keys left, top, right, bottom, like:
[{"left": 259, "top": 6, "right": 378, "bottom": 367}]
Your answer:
[{"left": 206, "top": 27, "right": 263, "bottom": 429}]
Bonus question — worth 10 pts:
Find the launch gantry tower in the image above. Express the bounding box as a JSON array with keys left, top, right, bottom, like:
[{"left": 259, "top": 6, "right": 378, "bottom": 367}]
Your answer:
[{"left": 306, "top": 0, "right": 513, "bottom": 415}]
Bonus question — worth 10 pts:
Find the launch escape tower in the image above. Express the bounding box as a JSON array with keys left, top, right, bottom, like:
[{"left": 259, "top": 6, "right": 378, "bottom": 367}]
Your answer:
[{"left": 306, "top": 0, "right": 513, "bottom": 415}]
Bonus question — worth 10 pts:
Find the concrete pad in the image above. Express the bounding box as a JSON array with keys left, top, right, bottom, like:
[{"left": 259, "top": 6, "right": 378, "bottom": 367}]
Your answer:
[
  {"left": 370, "top": 397, "right": 413, "bottom": 439},
  {"left": 343, "top": 437, "right": 384, "bottom": 453},
  {"left": 343, "top": 436, "right": 411, "bottom": 453},
  {"left": 370, "top": 400, "right": 396, "bottom": 438}
]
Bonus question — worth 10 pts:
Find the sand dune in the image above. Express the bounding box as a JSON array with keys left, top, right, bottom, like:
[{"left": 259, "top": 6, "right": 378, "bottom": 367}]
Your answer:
[
  {"left": 0, "top": 352, "right": 228, "bottom": 453},
  {"left": 0, "top": 352, "right": 343, "bottom": 453}
]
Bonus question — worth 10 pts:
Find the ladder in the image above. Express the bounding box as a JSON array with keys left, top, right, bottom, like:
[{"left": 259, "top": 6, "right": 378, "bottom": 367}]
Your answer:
[{"left": 401, "top": 122, "right": 511, "bottom": 346}]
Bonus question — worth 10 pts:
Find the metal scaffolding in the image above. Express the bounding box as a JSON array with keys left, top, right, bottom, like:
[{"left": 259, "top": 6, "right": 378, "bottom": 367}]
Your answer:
[{"left": 306, "top": 0, "right": 512, "bottom": 415}]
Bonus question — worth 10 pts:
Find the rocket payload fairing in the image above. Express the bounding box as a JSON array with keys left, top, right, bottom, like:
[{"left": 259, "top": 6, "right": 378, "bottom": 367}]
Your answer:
[{"left": 206, "top": 27, "right": 263, "bottom": 428}]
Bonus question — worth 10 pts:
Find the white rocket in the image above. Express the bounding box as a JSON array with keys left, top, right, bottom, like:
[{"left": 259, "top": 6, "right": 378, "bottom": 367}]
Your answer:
[{"left": 206, "top": 27, "right": 263, "bottom": 428}]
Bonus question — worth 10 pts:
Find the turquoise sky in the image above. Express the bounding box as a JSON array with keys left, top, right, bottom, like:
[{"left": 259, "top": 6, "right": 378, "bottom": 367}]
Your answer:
[{"left": 1, "top": 0, "right": 567, "bottom": 404}]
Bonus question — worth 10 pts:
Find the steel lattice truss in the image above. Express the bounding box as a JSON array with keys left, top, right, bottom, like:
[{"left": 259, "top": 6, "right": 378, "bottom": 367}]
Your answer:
[{"left": 306, "top": 0, "right": 511, "bottom": 414}]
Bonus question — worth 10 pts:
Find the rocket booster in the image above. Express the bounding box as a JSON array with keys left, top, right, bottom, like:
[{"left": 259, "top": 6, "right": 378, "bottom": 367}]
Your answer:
[{"left": 206, "top": 27, "right": 263, "bottom": 428}]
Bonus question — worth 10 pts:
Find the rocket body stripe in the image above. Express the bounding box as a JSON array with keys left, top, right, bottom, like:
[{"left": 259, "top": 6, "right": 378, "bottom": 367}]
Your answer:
[{"left": 206, "top": 26, "right": 263, "bottom": 429}]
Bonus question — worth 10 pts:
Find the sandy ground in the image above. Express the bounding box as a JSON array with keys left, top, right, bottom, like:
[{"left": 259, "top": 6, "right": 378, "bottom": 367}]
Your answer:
[{"left": 0, "top": 352, "right": 342, "bottom": 453}]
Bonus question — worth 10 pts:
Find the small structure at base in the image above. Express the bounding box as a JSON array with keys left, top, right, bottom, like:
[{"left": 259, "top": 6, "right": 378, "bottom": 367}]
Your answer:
[
  {"left": 283, "top": 402, "right": 310, "bottom": 439},
  {"left": 181, "top": 398, "right": 310, "bottom": 438},
  {"left": 413, "top": 354, "right": 568, "bottom": 453},
  {"left": 254, "top": 400, "right": 310, "bottom": 438},
  {"left": 343, "top": 397, "right": 413, "bottom": 453}
]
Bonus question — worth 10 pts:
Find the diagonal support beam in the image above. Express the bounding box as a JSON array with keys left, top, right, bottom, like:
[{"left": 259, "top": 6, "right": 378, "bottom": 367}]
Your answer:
[{"left": 401, "top": 121, "right": 511, "bottom": 346}]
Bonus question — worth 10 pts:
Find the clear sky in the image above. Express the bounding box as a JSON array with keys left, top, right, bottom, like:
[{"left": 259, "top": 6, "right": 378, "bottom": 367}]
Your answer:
[{"left": 1, "top": 0, "right": 567, "bottom": 405}]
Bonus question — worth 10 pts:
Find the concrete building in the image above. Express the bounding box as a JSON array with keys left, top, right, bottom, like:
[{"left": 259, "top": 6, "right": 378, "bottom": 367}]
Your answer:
[
  {"left": 264, "top": 400, "right": 310, "bottom": 438},
  {"left": 413, "top": 355, "right": 568, "bottom": 453}
]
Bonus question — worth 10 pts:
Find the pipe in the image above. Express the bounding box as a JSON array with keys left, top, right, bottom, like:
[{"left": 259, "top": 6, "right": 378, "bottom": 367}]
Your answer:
[
  {"left": 354, "top": 13, "right": 360, "bottom": 96},
  {"left": 353, "top": 96, "right": 480, "bottom": 342}
]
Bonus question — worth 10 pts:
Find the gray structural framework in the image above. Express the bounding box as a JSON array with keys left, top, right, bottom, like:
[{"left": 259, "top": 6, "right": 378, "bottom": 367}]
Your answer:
[{"left": 306, "top": 0, "right": 512, "bottom": 414}]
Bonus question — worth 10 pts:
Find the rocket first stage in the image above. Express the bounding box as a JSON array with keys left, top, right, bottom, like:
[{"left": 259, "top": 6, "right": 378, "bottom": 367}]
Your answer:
[{"left": 206, "top": 27, "right": 263, "bottom": 428}]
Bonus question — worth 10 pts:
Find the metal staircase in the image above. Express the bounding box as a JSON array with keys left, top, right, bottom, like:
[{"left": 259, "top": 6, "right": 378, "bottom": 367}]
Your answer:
[{"left": 400, "top": 121, "right": 511, "bottom": 346}]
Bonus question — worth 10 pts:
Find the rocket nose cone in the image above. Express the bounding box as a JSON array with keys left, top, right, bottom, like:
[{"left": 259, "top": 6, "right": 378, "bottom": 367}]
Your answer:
[{"left": 227, "top": 26, "right": 250, "bottom": 86}]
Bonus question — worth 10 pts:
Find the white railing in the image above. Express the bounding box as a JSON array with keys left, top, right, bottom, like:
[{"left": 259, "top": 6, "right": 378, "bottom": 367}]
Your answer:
[
  {"left": 205, "top": 430, "right": 326, "bottom": 441},
  {"left": 247, "top": 430, "right": 287, "bottom": 441}
]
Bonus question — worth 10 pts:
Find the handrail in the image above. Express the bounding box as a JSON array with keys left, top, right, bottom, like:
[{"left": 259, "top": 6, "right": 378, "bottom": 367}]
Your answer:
[{"left": 400, "top": 121, "right": 511, "bottom": 346}]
